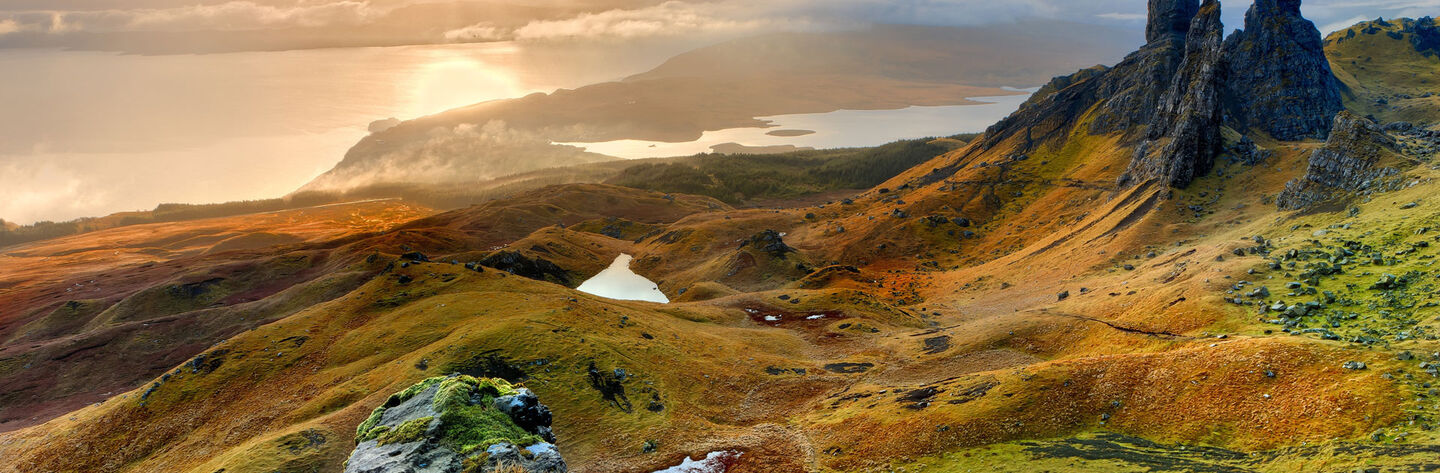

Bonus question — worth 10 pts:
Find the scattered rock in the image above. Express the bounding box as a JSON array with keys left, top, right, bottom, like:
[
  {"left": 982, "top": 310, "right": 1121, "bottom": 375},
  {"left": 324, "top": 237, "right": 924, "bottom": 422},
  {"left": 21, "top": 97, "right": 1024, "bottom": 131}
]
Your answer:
[{"left": 823, "top": 362, "right": 874, "bottom": 374}]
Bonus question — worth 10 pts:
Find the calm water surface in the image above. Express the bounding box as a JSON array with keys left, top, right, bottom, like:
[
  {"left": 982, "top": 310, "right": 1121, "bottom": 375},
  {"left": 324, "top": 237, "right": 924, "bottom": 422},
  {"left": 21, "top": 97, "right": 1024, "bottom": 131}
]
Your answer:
[
  {"left": 559, "top": 91, "right": 1035, "bottom": 159},
  {"left": 0, "top": 42, "right": 687, "bottom": 223}
]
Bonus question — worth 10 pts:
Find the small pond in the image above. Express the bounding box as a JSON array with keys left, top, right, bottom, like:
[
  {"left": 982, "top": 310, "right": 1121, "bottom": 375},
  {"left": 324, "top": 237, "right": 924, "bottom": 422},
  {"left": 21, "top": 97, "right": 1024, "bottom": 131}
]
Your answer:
[{"left": 576, "top": 254, "right": 669, "bottom": 303}]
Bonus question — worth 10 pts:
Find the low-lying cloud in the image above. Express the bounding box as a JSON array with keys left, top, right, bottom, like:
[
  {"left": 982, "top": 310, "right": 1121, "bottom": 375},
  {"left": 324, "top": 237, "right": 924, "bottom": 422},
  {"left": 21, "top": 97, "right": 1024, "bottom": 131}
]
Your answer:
[
  {"left": 509, "top": 1, "right": 831, "bottom": 41},
  {"left": 306, "top": 120, "right": 610, "bottom": 191}
]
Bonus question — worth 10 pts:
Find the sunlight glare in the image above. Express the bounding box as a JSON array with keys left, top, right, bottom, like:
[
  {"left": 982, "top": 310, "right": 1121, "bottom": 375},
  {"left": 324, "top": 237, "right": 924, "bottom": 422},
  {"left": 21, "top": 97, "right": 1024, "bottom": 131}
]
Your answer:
[{"left": 404, "top": 52, "right": 525, "bottom": 119}]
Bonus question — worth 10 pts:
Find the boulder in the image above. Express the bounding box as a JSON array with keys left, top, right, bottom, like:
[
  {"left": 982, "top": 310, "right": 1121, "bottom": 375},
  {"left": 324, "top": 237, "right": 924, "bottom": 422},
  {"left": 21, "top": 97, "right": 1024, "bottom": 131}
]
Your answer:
[
  {"left": 480, "top": 251, "right": 573, "bottom": 286},
  {"left": 344, "top": 375, "right": 566, "bottom": 473},
  {"left": 741, "top": 230, "right": 795, "bottom": 257}
]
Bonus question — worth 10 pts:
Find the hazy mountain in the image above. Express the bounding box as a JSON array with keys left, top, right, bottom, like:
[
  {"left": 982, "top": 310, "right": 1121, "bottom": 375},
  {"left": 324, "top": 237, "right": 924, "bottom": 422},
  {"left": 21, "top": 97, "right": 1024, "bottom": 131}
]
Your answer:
[{"left": 302, "top": 21, "right": 1135, "bottom": 192}]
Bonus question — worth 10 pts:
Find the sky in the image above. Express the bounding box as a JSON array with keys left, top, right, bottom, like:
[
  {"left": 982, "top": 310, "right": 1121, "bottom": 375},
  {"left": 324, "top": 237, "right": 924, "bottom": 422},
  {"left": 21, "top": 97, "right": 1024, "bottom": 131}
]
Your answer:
[{"left": 0, "top": 0, "right": 1434, "bottom": 51}]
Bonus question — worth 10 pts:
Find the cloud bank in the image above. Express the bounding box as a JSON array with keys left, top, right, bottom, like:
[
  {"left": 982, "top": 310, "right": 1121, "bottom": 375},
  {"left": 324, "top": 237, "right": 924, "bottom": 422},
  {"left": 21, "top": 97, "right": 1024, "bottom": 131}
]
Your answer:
[
  {"left": 4, "top": 0, "right": 1435, "bottom": 44},
  {"left": 0, "top": 1, "right": 382, "bottom": 35},
  {"left": 450, "top": 0, "right": 1440, "bottom": 44}
]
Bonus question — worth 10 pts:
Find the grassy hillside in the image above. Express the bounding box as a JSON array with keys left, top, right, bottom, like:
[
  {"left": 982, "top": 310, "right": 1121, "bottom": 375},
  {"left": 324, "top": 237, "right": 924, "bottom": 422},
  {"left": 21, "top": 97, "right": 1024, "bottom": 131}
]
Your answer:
[
  {"left": 605, "top": 138, "right": 964, "bottom": 204},
  {"left": 1327, "top": 17, "right": 1440, "bottom": 124},
  {"left": 2, "top": 137, "right": 967, "bottom": 250}
]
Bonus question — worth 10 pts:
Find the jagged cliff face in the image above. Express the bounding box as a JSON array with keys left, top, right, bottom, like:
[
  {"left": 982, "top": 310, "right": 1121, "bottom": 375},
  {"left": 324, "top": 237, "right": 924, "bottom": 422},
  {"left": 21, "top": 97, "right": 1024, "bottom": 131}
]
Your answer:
[
  {"left": 982, "top": 0, "right": 1343, "bottom": 189},
  {"left": 978, "top": 0, "right": 1198, "bottom": 149},
  {"left": 1223, "top": 0, "right": 1345, "bottom": 140},
  {"left": 1121, "top": 0, "right": 1227, "bottom": 187},
  {"left": 1082, "top": 0, "right": 1200, "bottom": 135},
  {"left": 1147, "top": 0, "right": 1201, "bottom": 43},
  {"left": 1276, "top": 111, "right": 1403, "bottom": 209}
]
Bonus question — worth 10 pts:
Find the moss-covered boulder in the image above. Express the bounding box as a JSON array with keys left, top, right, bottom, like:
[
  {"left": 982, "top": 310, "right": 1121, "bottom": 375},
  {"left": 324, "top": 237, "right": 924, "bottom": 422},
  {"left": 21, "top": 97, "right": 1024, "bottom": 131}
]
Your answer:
[{"left": 344, "top": 375, "right": 565, "bottom": 473}]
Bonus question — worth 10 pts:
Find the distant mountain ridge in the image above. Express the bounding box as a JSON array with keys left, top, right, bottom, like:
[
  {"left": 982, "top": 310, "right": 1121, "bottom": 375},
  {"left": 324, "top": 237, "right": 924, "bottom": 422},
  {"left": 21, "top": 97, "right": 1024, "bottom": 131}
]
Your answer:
[{"left": 299, "top": 22, "right": 1136, "bottom": 193}]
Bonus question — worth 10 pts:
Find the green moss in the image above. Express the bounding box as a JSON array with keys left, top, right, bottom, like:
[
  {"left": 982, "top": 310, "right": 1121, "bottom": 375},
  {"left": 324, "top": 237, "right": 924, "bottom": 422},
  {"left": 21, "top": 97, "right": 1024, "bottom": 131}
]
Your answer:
[
  {"left": 362, "top": 425, "right": 391, "bottom": 442},
  {"left": 429, "top": 376, "right": 540, "bottom": 454},
  {"left": 433, "top": 375, "right": 519, "bottom": 413},
  {"left": 376, "top": 416, "right": 434, "bottom": 446},
  {"left": 387, "top": 376, "right": 444, "bottom": 408},
  {"left": 460, "top": 452, "right": 491, "bottom": 473},
  {"left": 355, "top": 406, "right": 388, "bottom": 441},
  {"left": 439, "top": 404, "right": 543, "bottom": 455},
  {"left": 357, "top": 376, "right": 448, "bottom": 441},
  {"left": 358, "top": 375, "right": 541, "bottom": 456}
]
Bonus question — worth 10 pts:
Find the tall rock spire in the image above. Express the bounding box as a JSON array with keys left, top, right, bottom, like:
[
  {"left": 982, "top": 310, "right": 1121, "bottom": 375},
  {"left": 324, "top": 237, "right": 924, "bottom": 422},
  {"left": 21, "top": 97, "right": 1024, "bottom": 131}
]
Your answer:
[
  {"left": 1147, "top": 0, "right": 1202, "bottom": 43},
  {"left": 1223, "top": 0, "right": 1343, "bottom": 140},
  {"left": 1070, "top": 0, "right": 1201, "bottom": 135},
  {"left": 978, "top": 0, "right": 1344, "bottom": 191},
  {"left": 977, "top": 0, "right": 1202, "bottom": 149},
  {"left": 1121, "top": 0, "right": 1227, "bottom": 187}
]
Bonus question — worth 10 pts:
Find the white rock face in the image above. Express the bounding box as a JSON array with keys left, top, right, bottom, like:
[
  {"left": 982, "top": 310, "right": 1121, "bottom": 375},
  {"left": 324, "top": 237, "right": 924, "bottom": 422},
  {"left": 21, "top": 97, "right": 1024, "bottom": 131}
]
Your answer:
[{"left": 576, "top": 254, "right": 668, "bottom": 303}]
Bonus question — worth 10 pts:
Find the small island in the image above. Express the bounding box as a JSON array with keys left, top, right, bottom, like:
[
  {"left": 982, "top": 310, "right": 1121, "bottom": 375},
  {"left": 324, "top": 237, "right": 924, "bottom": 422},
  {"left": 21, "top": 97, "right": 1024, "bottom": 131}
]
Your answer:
[
  {"left": 765, "top": 129, "right": 816, "bottom": 137},
  {"left": 708, "top": 142, "right": 816, "bottom": 154}
]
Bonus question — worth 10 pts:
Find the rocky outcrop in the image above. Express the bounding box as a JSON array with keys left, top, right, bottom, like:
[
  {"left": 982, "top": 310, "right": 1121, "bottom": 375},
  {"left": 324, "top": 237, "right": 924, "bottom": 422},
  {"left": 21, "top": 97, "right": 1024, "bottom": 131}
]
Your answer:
[
  {"left": 345, "top": 375, "right": 565, "bottom": 473},
  {"left": 1147, "top": 0, "right": 1202, "bottom": 43},
  {"left": 481, "top": 251, "right": 573, "bottom": 286},
  {"left": 979, "top": 1, "right": 1197, "bottom": 149},
  {"left": 1412, "top": 17, "right": 1440, "bottom": 56},
  {"left": 1343, "top": 16, "right": 1440, "bottom": 57},
  {"left": 1088, "top": 0, "right": 1202, "bottom": 135},
  {"left": 1223, "top": 0, "right": 1343, "bottom": 140},
  {"left": 1121, "top": 0, "right": 1227, "bottom": 187},
  {"left": 981, "top": 0, "right": 1346, "bottom": 190},
  {"left": 1277, "top": 112, "right": 1403, "bottom": 209},
  {"left": 741, "top": 230, "right": 795, "bottom": 257}
]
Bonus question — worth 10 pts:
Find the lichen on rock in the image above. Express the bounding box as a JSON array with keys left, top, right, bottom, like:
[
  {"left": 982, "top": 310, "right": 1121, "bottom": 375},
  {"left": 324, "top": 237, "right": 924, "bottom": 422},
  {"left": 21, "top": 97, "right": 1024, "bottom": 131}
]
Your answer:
[{"left": 345, "top": 375, "right": 565, "bottom": 473}]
